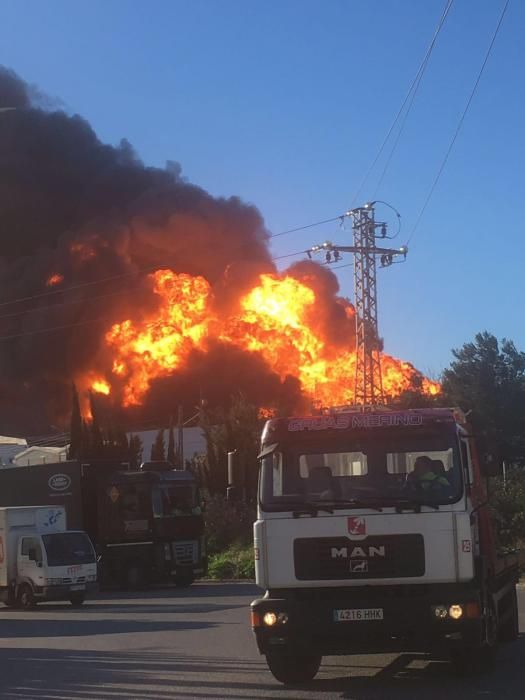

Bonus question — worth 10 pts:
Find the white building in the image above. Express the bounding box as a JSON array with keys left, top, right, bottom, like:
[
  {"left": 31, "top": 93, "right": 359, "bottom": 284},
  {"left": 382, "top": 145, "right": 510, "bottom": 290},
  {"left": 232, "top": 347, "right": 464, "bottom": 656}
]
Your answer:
[
  {"left": 0, "top": 436, "right": 28, "bottom": 467},
  {"left": 12, "top": 445, "right": 68, "bottom": 467}
]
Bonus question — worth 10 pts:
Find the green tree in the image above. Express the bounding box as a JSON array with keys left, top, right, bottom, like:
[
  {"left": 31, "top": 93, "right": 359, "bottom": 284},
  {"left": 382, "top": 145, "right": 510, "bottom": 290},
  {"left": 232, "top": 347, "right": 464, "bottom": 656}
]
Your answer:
[
  {"left": 167, "top": 420, "right": 177, "bottom": 466},
  {"left": 67, "top": 383, "right": 83, "bottom": 459},
  {"left": 199, "top": 394, "right": 262, "bottom": 499},
  {"left": 441, "top": 332, "right": 525, "bottom": 463},
  {"left": 89, "top": 393, "right": 104, "bottom": 457},
  {"left": 128, "top": 434, "right": 144, "bottom": 469},
  {"left": 150, "top": 429, "right": 166, "bottom": 461},
  {"left": 490, "top": 469, "right": 525, "bottom": 549}
]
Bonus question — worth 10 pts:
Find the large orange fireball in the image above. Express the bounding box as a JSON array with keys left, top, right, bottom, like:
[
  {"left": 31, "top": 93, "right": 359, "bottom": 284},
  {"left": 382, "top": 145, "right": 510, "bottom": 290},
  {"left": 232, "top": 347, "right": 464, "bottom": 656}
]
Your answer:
[{"left": 89, "top": 269, "right": 440, "bottom": 408}]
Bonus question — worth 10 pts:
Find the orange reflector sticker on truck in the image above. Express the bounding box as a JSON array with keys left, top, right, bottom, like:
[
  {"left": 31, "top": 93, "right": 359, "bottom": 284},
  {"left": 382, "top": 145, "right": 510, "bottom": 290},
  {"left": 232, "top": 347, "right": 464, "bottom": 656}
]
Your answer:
[{"left": 465, "top": 602, "right": 481, "bottom": 618}]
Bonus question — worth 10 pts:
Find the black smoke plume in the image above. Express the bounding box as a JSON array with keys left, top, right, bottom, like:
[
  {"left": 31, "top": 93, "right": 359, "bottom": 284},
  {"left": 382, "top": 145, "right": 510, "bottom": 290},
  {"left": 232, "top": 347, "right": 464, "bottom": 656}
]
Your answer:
[{"left": 1, "top": 67, "right": 341, "bottom": 433}]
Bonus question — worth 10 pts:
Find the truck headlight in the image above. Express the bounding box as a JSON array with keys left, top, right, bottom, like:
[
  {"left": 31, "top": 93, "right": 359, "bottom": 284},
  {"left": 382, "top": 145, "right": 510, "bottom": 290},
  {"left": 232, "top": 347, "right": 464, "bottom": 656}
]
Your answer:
[
  {"left": 262, "top": 611, "right": 288, "bottom": 626},
  {"left": 449, "top": 604, "right": 463, "bottom": 620},
  {"left": 87, "top": 574, "right": 97, "bottom": 582},
  {"left": 263, "top": 612, "right": 278, "bottom": 626}
]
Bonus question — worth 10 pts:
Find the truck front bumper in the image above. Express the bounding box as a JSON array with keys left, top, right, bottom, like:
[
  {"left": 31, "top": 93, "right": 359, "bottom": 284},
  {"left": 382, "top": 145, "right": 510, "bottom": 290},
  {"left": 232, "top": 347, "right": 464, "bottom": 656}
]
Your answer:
[
  {"left": 251, "top": 585, "right": 484, "bottom": 656},
  {"left": 35, "top": 582, "right": 98, "bottom": 601}
]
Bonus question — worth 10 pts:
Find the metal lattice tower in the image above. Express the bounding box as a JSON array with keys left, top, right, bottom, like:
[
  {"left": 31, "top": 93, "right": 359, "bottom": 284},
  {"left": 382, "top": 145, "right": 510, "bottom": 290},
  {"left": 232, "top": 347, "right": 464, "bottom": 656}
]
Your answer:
[
  {"left": 351, "top": 206, "right": 383, "bottom": 405},
  {"left": 309, "top": 202, "right": 407, "bottom": 407}
]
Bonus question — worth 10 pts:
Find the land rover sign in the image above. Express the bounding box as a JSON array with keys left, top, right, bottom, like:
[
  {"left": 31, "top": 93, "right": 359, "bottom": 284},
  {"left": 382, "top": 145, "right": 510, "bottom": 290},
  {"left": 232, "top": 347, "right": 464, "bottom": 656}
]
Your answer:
[{"left": 48, "top": 473, "right": 72, "bottom": 492}]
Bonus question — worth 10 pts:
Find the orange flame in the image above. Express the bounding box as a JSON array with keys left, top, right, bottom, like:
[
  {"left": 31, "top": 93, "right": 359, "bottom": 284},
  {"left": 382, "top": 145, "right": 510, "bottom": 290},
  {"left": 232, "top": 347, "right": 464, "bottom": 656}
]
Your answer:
[
  {"left": 46, "top": 273, "right": 64, "bottom": 287},
  {"left": 99, "top": 270, "right": 441, "bottom": 408},
  {"left": 92, "top": 379, "right": 111, "bottom": 395},
  {"left": 106, "top": 270, "right": 213, "bottom": 406}
]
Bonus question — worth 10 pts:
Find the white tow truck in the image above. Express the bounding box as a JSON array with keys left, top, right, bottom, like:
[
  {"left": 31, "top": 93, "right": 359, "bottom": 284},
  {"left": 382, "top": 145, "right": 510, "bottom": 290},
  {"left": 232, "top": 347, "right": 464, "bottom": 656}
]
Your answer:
[
  {"left": 251, "top": 407, "right": 520, "bottom": 683},
  {"left": 0, "top": 506, "right": 97, "bottom": 609}
]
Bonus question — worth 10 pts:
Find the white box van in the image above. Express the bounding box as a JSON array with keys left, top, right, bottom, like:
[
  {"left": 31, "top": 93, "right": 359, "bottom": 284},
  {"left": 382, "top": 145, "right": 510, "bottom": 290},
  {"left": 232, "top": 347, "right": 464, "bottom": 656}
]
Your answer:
[{"left": 0, "top": 506, "right": 97, "bottom": 609}]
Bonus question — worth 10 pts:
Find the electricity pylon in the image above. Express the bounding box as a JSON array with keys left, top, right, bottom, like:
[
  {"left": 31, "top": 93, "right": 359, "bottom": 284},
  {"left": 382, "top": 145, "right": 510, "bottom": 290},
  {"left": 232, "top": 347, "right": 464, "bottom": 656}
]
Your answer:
[{"left": 309, "top": 202, "right": 407, "bottom": 406}]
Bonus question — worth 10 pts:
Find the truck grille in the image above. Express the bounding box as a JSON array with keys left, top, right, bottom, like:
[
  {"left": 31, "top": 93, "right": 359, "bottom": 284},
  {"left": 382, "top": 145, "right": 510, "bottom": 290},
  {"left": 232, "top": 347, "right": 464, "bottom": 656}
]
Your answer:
[
  {"left": 61, "top": 576, "right": 86, "bottom": 585},
  {"left": 294, "top": 535, "right": 425, "bottom": 580},
  {"left": 173, "top": 541, "right": 198, "bottom": 565}
]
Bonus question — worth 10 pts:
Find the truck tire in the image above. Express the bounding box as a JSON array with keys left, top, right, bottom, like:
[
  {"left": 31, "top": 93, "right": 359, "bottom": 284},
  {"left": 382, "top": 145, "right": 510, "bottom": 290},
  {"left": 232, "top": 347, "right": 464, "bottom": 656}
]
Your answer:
[
  {"left": 174, "top": 573, "right": 194, "bottom": 588},
  {"left": 499, "top": 587, "right": 519, "bottom": 643},
  {"left": 70, "top": 593, "right": 86, "bottom": 607},
  {"left": 124, "top": 562, "right": 144, "bottom": 590},
  {"left": 17, "top": 584, "right": 36, "bottom": 610},
  {"left": 266, "top": 651, "right": 322, "bottom": 685},
  {"left": 451, "top": 598, "right": 499, "bottom": 674}
]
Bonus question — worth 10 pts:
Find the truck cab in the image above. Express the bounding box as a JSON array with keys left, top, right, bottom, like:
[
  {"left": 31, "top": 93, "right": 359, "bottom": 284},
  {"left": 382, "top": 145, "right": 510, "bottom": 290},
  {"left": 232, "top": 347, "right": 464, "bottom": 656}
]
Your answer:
[
  {"left": 251, "top": 408, "right": 519, "bottom": 683},
  {"left": 0, "top": 506, "right": 97, "bottom": 609}
]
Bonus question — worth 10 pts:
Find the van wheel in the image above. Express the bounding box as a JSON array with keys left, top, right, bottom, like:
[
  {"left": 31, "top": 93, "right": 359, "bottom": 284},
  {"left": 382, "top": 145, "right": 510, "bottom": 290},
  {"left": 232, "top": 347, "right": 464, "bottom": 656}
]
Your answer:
[
  {"left": 70, "top": 593, "right": 85, "bottom": 607},
  {"left": 266, "top": 651, "right": 322, "bottom": 685},
  {"left": 17, "top": 584, "right": 36, "bottom": 610}
]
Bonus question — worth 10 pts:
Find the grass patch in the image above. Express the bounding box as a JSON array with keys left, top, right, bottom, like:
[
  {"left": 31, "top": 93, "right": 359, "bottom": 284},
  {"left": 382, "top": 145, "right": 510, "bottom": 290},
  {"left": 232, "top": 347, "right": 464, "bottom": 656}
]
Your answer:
[{"left": 207, "top": 543, "right": 255, "bottom": 580}]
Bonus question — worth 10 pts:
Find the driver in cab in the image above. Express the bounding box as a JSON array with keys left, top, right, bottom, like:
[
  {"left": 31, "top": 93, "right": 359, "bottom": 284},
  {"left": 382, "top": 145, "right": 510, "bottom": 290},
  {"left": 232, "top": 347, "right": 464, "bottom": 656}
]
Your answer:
[{"left": 409, "top": 455, "right": 450, "bottom": 491}]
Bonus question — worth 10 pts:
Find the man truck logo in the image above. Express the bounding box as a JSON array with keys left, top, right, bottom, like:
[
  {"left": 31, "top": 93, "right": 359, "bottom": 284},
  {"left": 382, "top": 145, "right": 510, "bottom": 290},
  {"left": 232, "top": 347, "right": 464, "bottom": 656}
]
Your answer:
[
  {"left": 331, "top": 545, "right": 386, "bottom": 559},
  {"left": 350, "top": 560, "right": 368, "bottom": 573},
  {"left": 48, "top": 473, "right": 72, "bottom": 492},
  {"left": 348, "top": 517, "right": 366, "bottom": 536}
]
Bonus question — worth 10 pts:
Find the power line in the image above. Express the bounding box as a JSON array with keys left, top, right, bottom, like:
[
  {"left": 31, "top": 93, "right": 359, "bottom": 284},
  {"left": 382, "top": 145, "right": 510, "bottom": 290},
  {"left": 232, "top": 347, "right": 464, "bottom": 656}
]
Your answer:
[
  {"left": 0, "top": 315, "right": 114, "bottom": 342},
  {"left": 0, "top": 288, "right": 130, "bottom": 322},
  {"left": 269, "top": 215, "right": 345, "bottom": 239},
  {"left": 407, "top": 0, "right": 510, "bottom": 245},
  {"left": 372, "top": 0, "right": 455, "bottom": 198},
  {"left": 350, "top": 0, "right": 455, "bottom": 206},
  {"left": 0, "top": 269, "right": 142, "bottom": 309}
]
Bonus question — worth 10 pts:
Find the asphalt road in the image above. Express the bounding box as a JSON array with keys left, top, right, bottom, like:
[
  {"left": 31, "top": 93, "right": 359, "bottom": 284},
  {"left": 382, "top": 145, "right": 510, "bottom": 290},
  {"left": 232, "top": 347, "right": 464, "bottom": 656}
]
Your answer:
[{"left": 0, "top": 583, "right": 523, "bottom": 700}]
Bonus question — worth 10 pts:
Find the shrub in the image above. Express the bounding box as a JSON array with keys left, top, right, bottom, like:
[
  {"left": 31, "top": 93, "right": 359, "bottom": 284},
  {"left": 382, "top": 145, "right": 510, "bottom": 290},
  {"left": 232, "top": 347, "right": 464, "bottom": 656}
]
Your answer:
[
  {"left": 490, "top": 470, "right": 525, "bottom": 549},
  {"left": 204, "top": 494, "right": 256, "bottom": 555},
  {"left": 208, "top": 544, "right": 255, "bottom": 580}
]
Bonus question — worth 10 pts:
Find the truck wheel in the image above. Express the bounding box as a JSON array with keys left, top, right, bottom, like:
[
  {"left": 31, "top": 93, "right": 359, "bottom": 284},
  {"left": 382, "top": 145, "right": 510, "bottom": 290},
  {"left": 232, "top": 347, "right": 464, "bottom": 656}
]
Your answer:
[
  {"left": 17, "top": 584, "right": 36, "bottom": 610},
  {"left": 499, "top": 587, "right": 519, "bottom": 643},
  {"left": 124, "top": 563, "right": 144, "bottom": 590},
  {"left": 451, "top": 598, "right": 499, "bottom": 674},
  {"left": 174, "top": 573, "right": 194, "bottom": 588},
  {"left": 266, "top": 651, "right": 322, "bottom": 685},
  {"left": 70, "top": 593, "right": 85, "bottom": 607}
]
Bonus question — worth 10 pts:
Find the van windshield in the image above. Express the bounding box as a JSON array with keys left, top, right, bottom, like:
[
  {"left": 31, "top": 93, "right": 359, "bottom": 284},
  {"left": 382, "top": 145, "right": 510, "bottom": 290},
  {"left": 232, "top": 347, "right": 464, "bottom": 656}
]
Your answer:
[
  {"left": 42, "top": 533, "right": 96, "bottom": 566},
  {"left": 260, "top": 430, "right": 463, "bottom": 511}
]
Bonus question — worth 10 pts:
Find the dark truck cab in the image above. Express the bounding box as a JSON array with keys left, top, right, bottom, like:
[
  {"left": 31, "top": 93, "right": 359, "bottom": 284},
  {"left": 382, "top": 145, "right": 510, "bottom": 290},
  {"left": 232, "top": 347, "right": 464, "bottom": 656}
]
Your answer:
[{"left": 0, "top": 460, "right": 206, "bottom": 588}]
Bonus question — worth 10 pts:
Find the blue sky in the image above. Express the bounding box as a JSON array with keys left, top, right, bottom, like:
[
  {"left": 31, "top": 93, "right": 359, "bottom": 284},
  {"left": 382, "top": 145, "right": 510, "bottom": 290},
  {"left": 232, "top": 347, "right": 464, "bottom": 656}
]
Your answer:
[{"left": 1, "top": 0, "right": 523, "bottom": 378}]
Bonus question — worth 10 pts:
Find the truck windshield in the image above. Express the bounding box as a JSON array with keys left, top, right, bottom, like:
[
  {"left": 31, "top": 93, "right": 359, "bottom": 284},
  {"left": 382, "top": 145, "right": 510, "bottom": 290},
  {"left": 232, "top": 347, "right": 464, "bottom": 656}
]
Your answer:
[
  {"left": 42, "top": 533, "right": 96, "bottom": 566},
  {"left": 260, "top": 430, "right": 463, "bottom": 511},
  {"left": 152, "top": 484, "right": 199, "bottom": 517}
]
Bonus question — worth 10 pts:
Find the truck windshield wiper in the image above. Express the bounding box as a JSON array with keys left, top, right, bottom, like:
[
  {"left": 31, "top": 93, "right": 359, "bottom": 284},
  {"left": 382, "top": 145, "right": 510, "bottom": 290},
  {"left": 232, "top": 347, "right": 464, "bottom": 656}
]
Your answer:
[
  {"left": 391, "top": 497, "right": 439, "bottom": 513},
  {"left": 292, "top": 501, "right": 334, "bottom": 517},
  {"left": 324, "top": 498, "right": 383, "bottom": 512}
]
